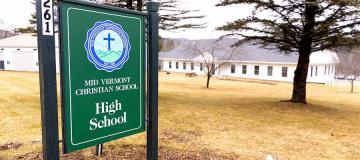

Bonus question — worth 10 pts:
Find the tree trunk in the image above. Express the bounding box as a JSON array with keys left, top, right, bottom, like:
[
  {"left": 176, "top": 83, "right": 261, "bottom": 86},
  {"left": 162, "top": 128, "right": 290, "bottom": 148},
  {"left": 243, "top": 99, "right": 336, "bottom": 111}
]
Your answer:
[
  {"left": 292, "top": 52, "right": 311, "bottom": 103},
  {"left": 351, "top": 79, "right": 354, "bottom": 93},
  {"left": 206, "top": 74, "right": 211, "bottom": 88},
  {"left": 126, "top": 0, "right": 133, "bottom": 10},
  {"left": 291, "top": 0, "right": 317, "bottom": 104},
  {"left": 136, "top": 0, "right": 143, "bottom": 11}
]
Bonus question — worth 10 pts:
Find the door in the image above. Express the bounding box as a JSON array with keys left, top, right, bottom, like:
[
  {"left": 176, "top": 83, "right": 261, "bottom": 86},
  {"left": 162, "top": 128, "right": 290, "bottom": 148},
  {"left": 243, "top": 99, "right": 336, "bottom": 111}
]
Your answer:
[
  {"left": 12, "top": 51, "right": 35, "bottom": 71},
  {"left": 0, "top": 61, "right": 4, "bottom": 70}
]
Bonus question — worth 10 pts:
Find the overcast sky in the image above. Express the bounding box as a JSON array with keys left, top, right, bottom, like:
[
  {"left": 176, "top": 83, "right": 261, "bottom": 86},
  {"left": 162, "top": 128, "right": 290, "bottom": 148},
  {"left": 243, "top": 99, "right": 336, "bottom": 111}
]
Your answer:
[
  {"left": 0, "top": 1, "right": 34, "bottom": 30},
  {"left": 0, "top": 0, "right": 250, "bottom": 39}
]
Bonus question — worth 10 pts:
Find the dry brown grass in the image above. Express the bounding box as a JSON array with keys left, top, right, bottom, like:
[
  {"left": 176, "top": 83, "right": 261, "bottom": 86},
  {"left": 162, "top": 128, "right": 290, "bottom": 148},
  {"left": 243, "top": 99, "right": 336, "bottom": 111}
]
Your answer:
[{"left": 0, "top": 71, "right": 360, "bottom": 159}]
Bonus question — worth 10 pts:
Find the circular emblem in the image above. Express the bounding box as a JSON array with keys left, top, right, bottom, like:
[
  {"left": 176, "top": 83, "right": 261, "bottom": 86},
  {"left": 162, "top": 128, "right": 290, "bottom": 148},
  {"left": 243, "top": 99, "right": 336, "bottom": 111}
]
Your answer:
[{"left": 85, "top": 20, "right": 131, "bottom": 72}]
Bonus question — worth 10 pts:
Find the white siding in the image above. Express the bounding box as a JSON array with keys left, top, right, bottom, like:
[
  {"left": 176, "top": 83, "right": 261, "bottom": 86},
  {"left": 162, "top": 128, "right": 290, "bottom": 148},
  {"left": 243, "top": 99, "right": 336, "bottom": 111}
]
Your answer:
[
  {"left": 306, "top": 65, "right": 336, "bottom": 85},
  {"left": 219, "top": 63, "right": 295, "bottom": 82},
  {"left": 161, "top": 59, "right": 337, "bottom": 85},
  {"left": 12, "top": 50, "right": 37, "bottom": 71},
  {"left": 162, "top": 60, "right": 220, "bottom": 76},
  {"left": 0, "top": 51, "right": 4, "bottom": 60},
  {"left": 2, "top": 48, "right": 13, "bottom": 70},
  {"left": 162, "top": 60, "right": 200, "bottom": 73},
  {"left": 0, "top": 47, "right": 60, "bottom": 73}
]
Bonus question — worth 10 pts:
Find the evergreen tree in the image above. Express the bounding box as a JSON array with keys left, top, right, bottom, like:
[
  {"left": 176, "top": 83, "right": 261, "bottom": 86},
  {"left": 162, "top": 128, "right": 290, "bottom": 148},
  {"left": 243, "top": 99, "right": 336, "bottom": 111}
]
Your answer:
[
  {"left": 14, "top": 0, "right": 59, "bottom": 33},
  {"left": 216, "top": 0, "right": 360, "bottom": 103},
  {"left": 14, "top": 0, "right": 37, "bottom": 33},
  {"left": 16, "top": 0, "right": 203, "bottom": 32},
  {"left": 100, "top": 0, "right": 142, "bottom": 10},
  {"left": 101, "top": 0, "right": 204, "bottom": 30}
]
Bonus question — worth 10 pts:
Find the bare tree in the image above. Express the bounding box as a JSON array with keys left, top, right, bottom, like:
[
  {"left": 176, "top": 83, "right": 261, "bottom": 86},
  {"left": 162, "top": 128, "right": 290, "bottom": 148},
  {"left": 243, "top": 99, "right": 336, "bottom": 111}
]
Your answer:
[
  {"left": 337, "top": 50, "right": 360, "bottom": 93},
  {"left": 188, "top": 40, "right": 239, "bottom": 88}
]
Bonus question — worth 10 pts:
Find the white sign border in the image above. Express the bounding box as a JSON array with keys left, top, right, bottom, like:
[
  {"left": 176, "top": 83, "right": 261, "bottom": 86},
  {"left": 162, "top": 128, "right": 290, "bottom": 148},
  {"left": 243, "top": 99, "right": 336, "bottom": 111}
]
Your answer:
[{"left": 66, "top": 7, "right": 144, "bottom": 146}]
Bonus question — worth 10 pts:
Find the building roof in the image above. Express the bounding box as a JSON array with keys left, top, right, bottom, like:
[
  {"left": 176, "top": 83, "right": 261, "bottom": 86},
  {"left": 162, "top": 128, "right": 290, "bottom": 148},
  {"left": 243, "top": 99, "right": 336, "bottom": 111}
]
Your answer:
[
  {"left": 159, "top": 39, "right": 198, "bottom": 60},
  {"left": 0, "top": 33, "right": 59, "bottom": 48},
  {"left": 159, "top": 39, "right": 339, "bottom": 65}
]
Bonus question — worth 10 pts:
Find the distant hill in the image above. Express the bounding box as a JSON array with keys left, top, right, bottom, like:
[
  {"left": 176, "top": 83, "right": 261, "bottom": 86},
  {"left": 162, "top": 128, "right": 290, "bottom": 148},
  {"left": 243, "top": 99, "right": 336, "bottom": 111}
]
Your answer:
[{"left": 0, "top": 30, "right": 15, "bottom": 39}]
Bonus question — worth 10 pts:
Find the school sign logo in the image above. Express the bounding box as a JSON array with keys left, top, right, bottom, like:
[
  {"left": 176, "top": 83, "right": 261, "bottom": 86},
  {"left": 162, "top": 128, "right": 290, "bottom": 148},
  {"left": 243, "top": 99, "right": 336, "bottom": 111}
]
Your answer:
[{"left": 85, "top": 20, "right": 131, "bottom": 72}]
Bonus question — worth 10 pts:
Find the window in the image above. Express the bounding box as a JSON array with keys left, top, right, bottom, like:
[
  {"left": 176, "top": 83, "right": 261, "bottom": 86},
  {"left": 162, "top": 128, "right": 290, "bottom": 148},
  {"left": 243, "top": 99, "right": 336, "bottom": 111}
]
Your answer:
[
  {"left": 242, "top": 65, "right": 247, "bottom": 74},
  {"left": 310, "top": 67, "right": 313, "bottom": 77},
  {"left": 267, "top": 66, "right": 273, "bottom": 76},
  {"left": 183, "top": 62, "right": 186, "bottom": 70},
  {"left": 254, "top": 66, "right": 259, "bottom": 75},
  {"left": 282, "top": 67, "right": 288, "bottom": 77},
  {"left": 176, "top": 62, "right": 179, "bottom": 69},
  {"left": 36, "top": 62, "right": 39, "bottom": 66},
  {"left": 191, "top": 63, "right": 194, "bottom": 70},
  {"left": 169, "top": 62, "right": 172, "bottom": 69},
  {"left": 324, "top": 66, "right": 327, "bottom": 75},
  {"left": 315, "top": 66, "right": 318, "bottom": 76},
  {"left": 200, "top": 63, "right": 203, "bottom": 71},
  {"left": 231, "top": 64, "right": 236, "bottom": 73},
  {"left": 0, "top": 61, "right": 3, "bottom": 70},
  {"left": 6, "top": 61, "right": 10, "bottom": 64},
  {"left": 330, "top": 66, "right": 333, "bottom": 74}
]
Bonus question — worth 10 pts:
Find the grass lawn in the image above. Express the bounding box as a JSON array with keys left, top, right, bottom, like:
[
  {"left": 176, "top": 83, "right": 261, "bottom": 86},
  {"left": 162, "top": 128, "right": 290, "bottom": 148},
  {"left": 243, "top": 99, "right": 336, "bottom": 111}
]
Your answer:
[{"left": 0, "top": 71, "right": 360, "bottom": 159}]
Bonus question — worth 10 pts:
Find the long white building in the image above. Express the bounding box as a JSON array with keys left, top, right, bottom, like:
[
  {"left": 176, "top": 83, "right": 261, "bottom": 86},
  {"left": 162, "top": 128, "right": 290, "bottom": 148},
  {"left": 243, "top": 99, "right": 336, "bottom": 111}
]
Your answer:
[
  {"left": 0, "top": 35, "right": 339, "bottom": 85},
  {"left": 159, "top": 39, "right": 340, "bottom": 85},
  {"left": 0, "top": 33, "right": 60, "bottom": 73}
]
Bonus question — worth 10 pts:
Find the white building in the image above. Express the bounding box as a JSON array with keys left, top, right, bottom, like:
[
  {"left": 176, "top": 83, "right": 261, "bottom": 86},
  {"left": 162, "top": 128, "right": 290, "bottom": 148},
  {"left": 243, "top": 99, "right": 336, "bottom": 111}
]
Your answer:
[
  {"left": 159, "top": 39, "right": 340, "bottom": 85},
  {"left": 0, "top": 35, "right": 339, "bottom": 85},
  {"left": 0, "top": 34, "right": 60, "bottom": 73}
]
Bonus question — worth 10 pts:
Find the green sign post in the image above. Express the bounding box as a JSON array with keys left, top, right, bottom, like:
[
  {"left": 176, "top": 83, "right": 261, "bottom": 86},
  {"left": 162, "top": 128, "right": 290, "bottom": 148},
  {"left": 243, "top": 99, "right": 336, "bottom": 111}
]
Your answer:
[
  {"left": 60, "top": 0, "right": 146, "bottom": 153},
  {"left": 36, "top": 0, "right": 59, "bottom": 159}
]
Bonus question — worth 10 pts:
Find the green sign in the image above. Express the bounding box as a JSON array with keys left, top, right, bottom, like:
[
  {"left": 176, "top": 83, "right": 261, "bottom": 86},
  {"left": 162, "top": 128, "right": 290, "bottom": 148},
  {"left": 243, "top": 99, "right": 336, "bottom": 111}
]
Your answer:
[{"left": 60, "top": 1, "right": 145, "bottom": 153}]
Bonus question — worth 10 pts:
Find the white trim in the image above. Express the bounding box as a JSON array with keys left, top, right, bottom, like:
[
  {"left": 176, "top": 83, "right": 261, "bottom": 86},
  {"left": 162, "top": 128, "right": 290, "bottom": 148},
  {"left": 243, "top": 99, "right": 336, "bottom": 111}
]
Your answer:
[
  {"left": 224, "top": 60, "right": 297, "bottom": 65},
  {"left": 159, "top": 58, "right": 339, "bottom": 66}
]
